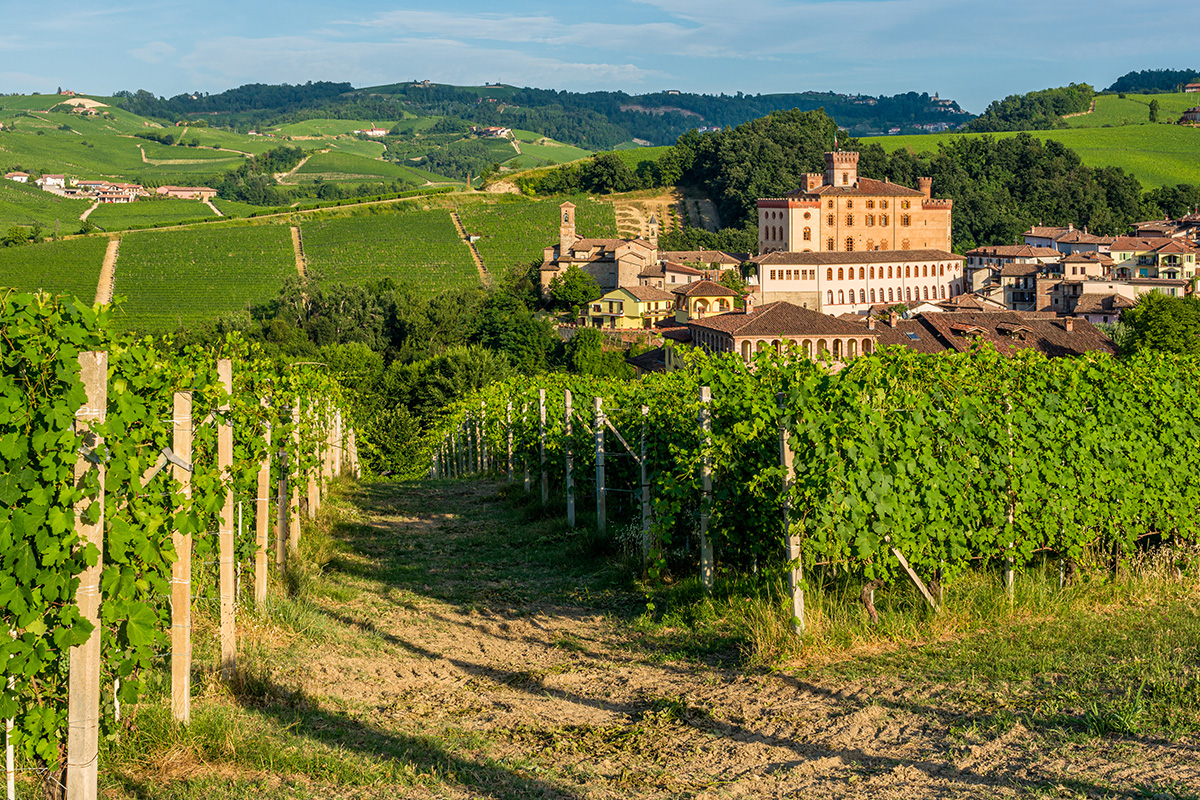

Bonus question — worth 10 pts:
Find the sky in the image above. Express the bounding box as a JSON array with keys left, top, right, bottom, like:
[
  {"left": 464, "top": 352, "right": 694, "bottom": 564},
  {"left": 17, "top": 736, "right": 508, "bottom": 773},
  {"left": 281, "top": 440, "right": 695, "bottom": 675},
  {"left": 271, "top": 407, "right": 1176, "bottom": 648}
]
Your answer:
[{"left": 2, "top": 1, "right": 1198, "bottom": 113}]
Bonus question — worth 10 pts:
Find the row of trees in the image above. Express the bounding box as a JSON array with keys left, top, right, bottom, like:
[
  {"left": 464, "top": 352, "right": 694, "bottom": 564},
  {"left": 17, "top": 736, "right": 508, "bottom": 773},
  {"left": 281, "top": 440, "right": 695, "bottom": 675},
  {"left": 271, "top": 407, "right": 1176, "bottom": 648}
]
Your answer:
[{"left": 966, "top": 83, "right": 1096, "bottom": 132}]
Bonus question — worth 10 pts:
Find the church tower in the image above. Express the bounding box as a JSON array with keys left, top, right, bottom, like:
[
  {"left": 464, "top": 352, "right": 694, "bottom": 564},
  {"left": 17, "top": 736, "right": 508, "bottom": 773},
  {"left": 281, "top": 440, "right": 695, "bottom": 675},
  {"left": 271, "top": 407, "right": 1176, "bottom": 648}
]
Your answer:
[
  {"left": 559, "top": 201, "right": 576, "bottom": 254},
  {"left": 647, "top": 213, "right": 659, "bottom": 247}
]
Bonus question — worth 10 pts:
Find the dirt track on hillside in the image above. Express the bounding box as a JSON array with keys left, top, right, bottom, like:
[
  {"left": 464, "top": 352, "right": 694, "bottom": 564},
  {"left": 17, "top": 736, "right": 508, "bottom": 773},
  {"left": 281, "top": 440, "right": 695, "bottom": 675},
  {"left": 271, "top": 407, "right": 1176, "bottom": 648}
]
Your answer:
[{"left": 255, "top": 482, "right": 1200, "bottom": 799}]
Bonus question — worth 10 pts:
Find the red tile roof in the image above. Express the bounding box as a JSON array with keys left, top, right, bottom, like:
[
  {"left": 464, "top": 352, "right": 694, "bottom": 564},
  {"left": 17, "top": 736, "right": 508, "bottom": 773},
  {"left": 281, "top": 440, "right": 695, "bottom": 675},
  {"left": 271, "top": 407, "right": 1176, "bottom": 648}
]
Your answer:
[
  {"left": 751, "top": 249, "right": 963, "bottom": 265},
  {"left": 672, "top": 279, "right": 738, "bottom": 298},
  {"left": 687, "top": 302, "right": 866, "bottom": 337}
]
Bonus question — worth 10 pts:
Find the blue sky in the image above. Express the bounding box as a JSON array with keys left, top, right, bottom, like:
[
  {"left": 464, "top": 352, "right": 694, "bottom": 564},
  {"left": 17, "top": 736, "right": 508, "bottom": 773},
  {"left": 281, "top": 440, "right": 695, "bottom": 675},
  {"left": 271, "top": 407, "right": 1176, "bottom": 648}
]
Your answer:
[{"left": 2, "top": 1, "right": 1197, "bottom": 113}]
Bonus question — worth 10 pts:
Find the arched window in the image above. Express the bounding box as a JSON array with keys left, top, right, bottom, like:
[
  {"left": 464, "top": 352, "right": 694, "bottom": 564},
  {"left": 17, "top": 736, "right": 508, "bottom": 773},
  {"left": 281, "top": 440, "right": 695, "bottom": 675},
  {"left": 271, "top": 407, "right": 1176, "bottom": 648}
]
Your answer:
[
  {"left": 833, "top": 339, "right": 843, "bottom": 359},
  {"left": 859, "top": 267, "right": 865, "bottom": 280},
  {"left": 888, "top": 288, "right": 894, "bottom": 302},
  {"left": 888, "top": 266, "right": 893, "bottom": 279},
  {"left": 847, "top": 339, "right": 857, "bottom": 358},
  {"left": 817, "top": 339, "right": 828, "bottom": 359},
  {"left": 905, "top": 287, "right": 912, "bottom": 301},
  {"left": 827, "top": 214, "right": 835, "bottom": 226},
  {"left": 827, "top": 268, "right": 834, "bottom": 281},
  {"left": 803, "top": 227, "right": 811, "bottom": 241},
  {"left": 845, "top": 214, "right": 854, "bottom": 226},
  {"left": 940, "top": 265, "right": 945, "bottom": 276},
  {"left": 837, "top": 290, "right": 845, "bottom": 304},
  {"left": 866, "top": 214, "right": 874, "bottom": 227},
  {"left": 922, "top": 264, "right": 928, "bottom": 277},
  {"left": 905, "top": 265, "right": 911, "bottom": 277},
  {"left": 842, "top": 172, "right": 849, "bottom": 185},
  {"left": 838, "top": 267, "right": 844, "bottom": 280},
  {"left": 881, "top": 215, "right": 889, "bottom": 226},
  {"left": 827, "top": 238, "right": 835, "bottom": 252},
  {"left": 863, "top": 339, "right": 873, "bottom": 354},
  {"left": 846, "top": 237, "right": 855, "bottom": 252},
  {"left": 869, "top": 266, "right": 875, "bottom": 279},
  {"left": 870, "top": 288, "right": 876, "bottom": 303},
  {"left": 923, "top": 286, "right": 929, "bottom": 300},
  {"left": 803, "top": 340, "right": 813, "bottom": 359},
  {"left": 940, "top": 285, "right": 946, "bottom": 299},
  {"left": 901, "top": 214, "right": 911, "bottom": 227},
  {"left": 859, "top": 289, "right": 866, "bottom": 304},
  {"left": 827, "top": 290, "right": 833, "bottom": 306}
]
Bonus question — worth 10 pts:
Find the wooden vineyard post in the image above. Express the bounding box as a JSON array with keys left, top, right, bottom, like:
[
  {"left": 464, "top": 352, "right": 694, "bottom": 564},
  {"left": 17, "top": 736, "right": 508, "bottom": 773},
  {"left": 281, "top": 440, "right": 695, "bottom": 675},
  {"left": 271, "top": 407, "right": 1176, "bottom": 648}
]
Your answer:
[
  {"left": 698, "top": 386, "right": 713, "bottom": 594},
  {"left": 1004, "top": 398, "right": 1015, "bottom": 601},
  {"left": 565, "top": 390, "right": 575, "bottom": 527},
  {"left": 430, "top": 450, "right": 437, "bottom": 480},
  {"left": 334, "top": 410, "right": 343, "bottom": 477},
  {"left": 289, "top": 401, "right": 301, "bottom": 555},
  {"left": 275, "top": 445, "right": 287, "bottom": 569},
  {"left": 254, "top": 405, "right": 272, "bottom": 605},
  {"left": 522, "top": 403, "right": 531, "bottom": 493},
  {"left": 479, "top": 400, "right": 488, "bottom": 474},
  {"left": 595, "top": 396, "right": 606, "bottom": 535},
  {"left": 506, "top": 400, "right": 513, "bottom": 485},
  {"left": 67, "top": 351, "right": 106, "bottom": 800},
  {"left": 468, "top": 412, "right": 477, "bottom": 476},
  {"left": 777, "top": 393, "right": 805, "bottom": 636},
  {"left": 348, "top": 428, "right": 360, "bottom": 478},
  {"left": 539, "top": 389, "right": 548, "bottom": 504},
  {"left": 217, "top": 359, "right": 236, "bottom": 683},
  {"left": 171, "top": 391, "right": 193, "bottom": 722},
  {"left": 641, "top": 405, "right": 651, "bottom": 569},
  {"left": 306, "top": 403, "right": 319, "bottom": 520}
]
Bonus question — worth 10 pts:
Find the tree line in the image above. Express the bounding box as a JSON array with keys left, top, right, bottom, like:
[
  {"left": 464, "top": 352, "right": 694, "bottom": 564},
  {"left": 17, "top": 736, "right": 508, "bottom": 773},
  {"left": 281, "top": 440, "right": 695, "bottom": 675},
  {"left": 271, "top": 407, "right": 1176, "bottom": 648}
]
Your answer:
[{"left": 965, "top": 84, "right": 1095, "bottom": 132}]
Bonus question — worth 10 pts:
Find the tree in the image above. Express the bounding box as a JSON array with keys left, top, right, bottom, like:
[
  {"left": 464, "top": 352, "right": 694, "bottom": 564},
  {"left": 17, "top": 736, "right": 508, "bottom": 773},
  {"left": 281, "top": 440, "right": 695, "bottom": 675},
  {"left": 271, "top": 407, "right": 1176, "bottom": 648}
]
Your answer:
[
  {"left": 547, "top": 265, "right": 601, "bottom": 311},
  {"left": 1120, "top": 292, "right": 1200, "bottom": 354},
  {"left": 581, "top": 152, "right": 638, "bottom": 193},
  {"left": 1149, "top": 99, "right": 1161, "bottom": 123},
  {"left": 565, "top": 327, "right": 634, "bottom": 378}
]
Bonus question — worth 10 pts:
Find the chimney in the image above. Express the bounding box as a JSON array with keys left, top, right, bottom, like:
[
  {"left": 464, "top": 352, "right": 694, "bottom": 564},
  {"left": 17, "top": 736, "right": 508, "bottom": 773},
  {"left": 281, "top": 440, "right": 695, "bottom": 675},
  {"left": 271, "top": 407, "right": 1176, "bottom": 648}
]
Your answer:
[
  {"left": 744, "top": 293, "right": 755, "bottom": 314},
  {"left": 918, "top": 177, "right": 932, "bottom": 199},
  {"left": 867, "top": 315, "right": 876, "bottom": 331},
  {"left": 888, "top": 310, "right": 899, "bottom": 328},
  {"left": 1065, "top": 316, "right": 1075, "bottom": 332}
]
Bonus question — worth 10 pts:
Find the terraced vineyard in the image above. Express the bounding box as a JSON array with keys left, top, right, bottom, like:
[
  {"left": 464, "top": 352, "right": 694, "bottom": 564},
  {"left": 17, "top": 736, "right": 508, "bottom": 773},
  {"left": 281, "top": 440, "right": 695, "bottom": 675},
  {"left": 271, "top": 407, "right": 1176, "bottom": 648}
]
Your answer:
[
  {"left": 90, "top": 199, "right": 218, "bottom": 230},
  {"left": 300, "top": 207, "right": 478, "bottom": 295},
  {"left": 457, "top": 195, "right": 618, "bottom": 275},
  {"left": 112, "top": 224, "right": 295, "bottom": 332},
  {"left": 291, "top": 150, "right": 440, "bottom": 185},
  {"left": 0, "top": 179, "right": 91, "bottom": 229},
  {"left": 0, "top": 235, "right": 108, "bottom": 300}
]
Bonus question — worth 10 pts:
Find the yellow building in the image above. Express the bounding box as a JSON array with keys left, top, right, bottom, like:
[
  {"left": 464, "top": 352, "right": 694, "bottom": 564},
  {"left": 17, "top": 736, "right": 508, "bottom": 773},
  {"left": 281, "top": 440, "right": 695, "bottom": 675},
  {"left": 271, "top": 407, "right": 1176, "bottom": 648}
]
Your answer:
[
  {"left": 670, "top": 280, "right": 739, "bottom": 324},
  {"left": 757, "top": 151, "right": 952, "bottom": 255},
  {"left": 587, "top": 285, "right": 676, "bottom": 329}
]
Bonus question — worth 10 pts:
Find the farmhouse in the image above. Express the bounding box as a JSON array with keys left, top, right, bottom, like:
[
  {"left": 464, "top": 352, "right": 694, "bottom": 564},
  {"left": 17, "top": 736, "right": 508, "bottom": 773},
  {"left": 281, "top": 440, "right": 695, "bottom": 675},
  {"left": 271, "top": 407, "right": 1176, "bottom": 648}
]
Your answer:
[
  {"left": 540, "top": 202, "right": 658, "bottom": 293},
  {"left": 36, "top": 174, "right": 66, "bottom": 190},
  {"left": 1182, "top": 107, "right": 1200, "bottom": 123},
  {"left": 354, "top": 127, "right": 389, "bottom": 137},
  {"left": 5, "top": 172, "right": 29, "bottom": 183},
  {"left": 757, "top": 151, "right": 953, "bottom": 255},
  {"left": 1185, "top": 83, "right": 1200, "bottom": 93},
  {"left": 156, "top": 185, "right": 217, "bottom": 200}
]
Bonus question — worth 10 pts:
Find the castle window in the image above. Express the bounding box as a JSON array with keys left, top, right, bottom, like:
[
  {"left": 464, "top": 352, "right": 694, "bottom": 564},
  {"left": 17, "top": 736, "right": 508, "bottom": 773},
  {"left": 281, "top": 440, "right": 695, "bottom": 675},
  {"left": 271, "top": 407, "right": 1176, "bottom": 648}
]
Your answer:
[
  {"left": 905, "top": 265, "right": 911, "bottom": 277},
  {"left": 866, "top": 214, "right": 874, "bottom": 227},
  {"left": 803, "top": 227, "right": 811, "bottom": 241},
  {"left": 940, "top": 285, "right": 946, "bottom": 299},
  {"left": 869, "top": 266, "right": 875, "bottom": 279},
  {"left": 827, "top": 214, "right": 835, "bottom": 226},
  {"left": 866, "top": 200, "right": 875, "bottom": 209},
  {"left": 846, "top": 214, "right": 854, "bottom": 226},
  {"left": 923, "top": 286, "right": 929, "bottom": 300},
  {"left": 838, "top": 268, "right": 844, "bottom": 280},
  {"left": 859, "top": 267, "right": 865, "bottom": 280},
  {"left": 846, "top": 238, "right": 854, "bottom": 252},
  {"left": 827, "top": 267, "right": 833, "bottom": 281},
  {"left": 838, "top": 290, "right": 845, "bottom": 303},
  {"left": 804, "top": 211, "right": 811, "bottom": 219},
  {"left": 901, "top": 200, "right": 910, "bottom": 210},
  {"left": 827, "top": 238, "right": 835, "bottom": 252},
  {"left": 922, "top": 264, "right": 928, "bottom": 277},
  {"left": 860, "top": 289, "right": 866, "bottom": 303},
  {"left": 871, "top": 288, "right": 876, "bottom": 303},
  {"left": 939, "top": 265, "right": 945, "bottom": 276},
  {"left": 888, "top": 288, "right": 894, "bottom": 302},
  {"left": 901, "top": 215, "right": 911, "bottom": 227},
  {"left": 888, "top": 266, "right": 893, "bottom": 278},
  {"left": 881, "top": 215, "right": 889, "bottom": 226},
  {"left": 881, "top": 200, "right": 888, "bottom": 210},
  {"left": 828, "top": 200, "right": 834, "bottom": 208},
  {"left": 906, "top": 287, "right": 912, "bottom": 301},
  {"left": 842, "top": 172, "right": 849, "bottom": 185},
  {"left": 827, "top": 290, "right": 834, "bottom": 305},
  {"left": 846, "top": 200, "right": 853, "bottom": 209}
]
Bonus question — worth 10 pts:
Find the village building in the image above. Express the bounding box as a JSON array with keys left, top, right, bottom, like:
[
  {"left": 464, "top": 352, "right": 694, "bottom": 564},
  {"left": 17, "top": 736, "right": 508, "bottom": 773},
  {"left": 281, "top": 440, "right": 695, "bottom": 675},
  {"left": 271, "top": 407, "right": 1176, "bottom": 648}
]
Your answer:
[
  {"left": 1022, "top": 224, "right": 1115, "bottom": 255},
  {"left": 683, "top": 300, "right": 876, "bottom": 364},
  {"left": 638, "top": 260, "right": 705, "bottom": 290},
  {"left": 750, "top": 249, "right": 966, "bottom": 315},
  {"left": 586, "top": 285, "right": 676, "bottom": 329},
  {"left": 353, "top": 127, "right": 389, "bottom": 137},
  {"left": 670, "top": 280, "right": 739, "bottom": 323},
  {"left": 5, "top": 172, "right": 29, "bottom": 183},
  {"left": 1058, "top": 251, "right": 1114, "bottom": 279},
  {"left": 1108, "top": 236, "right": 1199, "bottom": 280},
  {"left": 1073, "top": 293, "right": 1135, "bottom": 325},
  {"left": 1182, "top": 107, "right": 1200, "bottom": 123},
  {"left": 756, "top": 150, "right": 952, "bottom": 255},
  {"left": 1185, "top": 83, "right": 1200, "bottom": 93},
  {"left": 963, "top": 244, "right": 1061, "bottom": 291},
  {"left": 540, "top": 202, "right": 658, "bottom": 294},
  {"left": 660, "top": 250, "right": 745, "bottom": 271},
  {"left": 155, "top": 185, "right": 217, "bottom": 200},
  {"left": 36, "top": 174, "right": 66, "bottom": 190}
]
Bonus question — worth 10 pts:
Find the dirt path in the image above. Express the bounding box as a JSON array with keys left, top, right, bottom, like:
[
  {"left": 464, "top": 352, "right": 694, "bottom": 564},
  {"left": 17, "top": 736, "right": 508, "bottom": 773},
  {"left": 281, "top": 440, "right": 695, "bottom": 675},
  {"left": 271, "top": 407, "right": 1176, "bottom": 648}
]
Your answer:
[
  {"left": 1062, "top": 99, "right": 1097, "bottom": 119},
  {"left": 94, "top": 238, "right": 119, "bottom": 304},
  {"left": 449, "top": 209, "right": 490, "bottom": 285},
  {"left": 203, "top": 199, "right": 223, "bottom": 217},
  {"left": 253, "top": 481, "right": 1200, "bottom": 800},
  {"left": 291, "top": 225, "right": 306, "bottom": 277},
  {"left": 276, "top": 152, "right": 319, "bottom": 183},
  {"left": 80, "top": 200, "right": 99, "bottom": 221}
]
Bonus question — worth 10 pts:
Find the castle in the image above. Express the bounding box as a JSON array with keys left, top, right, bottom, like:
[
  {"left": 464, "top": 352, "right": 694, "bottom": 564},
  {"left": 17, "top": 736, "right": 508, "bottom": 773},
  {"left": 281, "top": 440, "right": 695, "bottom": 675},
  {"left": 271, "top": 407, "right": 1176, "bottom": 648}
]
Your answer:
[{"left": 756, "top": 151, "right": 952, "bottom": 255}]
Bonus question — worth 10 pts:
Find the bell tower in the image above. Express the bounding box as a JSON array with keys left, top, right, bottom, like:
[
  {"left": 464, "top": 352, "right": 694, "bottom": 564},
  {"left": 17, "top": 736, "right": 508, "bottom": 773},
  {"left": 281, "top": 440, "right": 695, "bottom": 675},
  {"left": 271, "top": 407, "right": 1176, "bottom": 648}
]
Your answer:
[
  {"left": 824, "top": 151, "right": 859, "bottom": 188},
  {"left": 559, "top": 201, "right": 576, "bottom": 254}
]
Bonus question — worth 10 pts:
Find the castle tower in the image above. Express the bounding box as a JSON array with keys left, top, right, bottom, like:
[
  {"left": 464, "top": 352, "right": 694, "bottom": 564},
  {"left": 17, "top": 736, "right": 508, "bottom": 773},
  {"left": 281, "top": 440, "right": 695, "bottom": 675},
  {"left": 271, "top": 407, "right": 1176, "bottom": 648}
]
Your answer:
[
  {"left": 824, "top": 151, "right": 859, "bottom": 188},
  {"left": 559, "top": 201, "right": 576, "bottom": 254},
  {"left": 647, "top": 213, "right": 659, "bottom": 247},
  {"left": 918, "top": 177, "right": 932, "bottom": 199}
]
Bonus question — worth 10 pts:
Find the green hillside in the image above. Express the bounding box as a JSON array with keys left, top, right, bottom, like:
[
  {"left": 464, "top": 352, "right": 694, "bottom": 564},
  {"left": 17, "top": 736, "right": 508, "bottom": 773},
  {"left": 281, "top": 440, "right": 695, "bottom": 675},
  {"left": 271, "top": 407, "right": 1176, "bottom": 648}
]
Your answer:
[
  {"left": 1067, "top": 92, "right": 1200, "bottom": 128},
  {"left": 457, "top": 195, "right": 617, "bottom": 275},
  {"left": 864, "top": 124, "right": 1200, "bottom": 189},
  {"left": 112, "top": 224, "right": 296, "bottom": 331},
  {"left": 0, "top": 236, "right": 108, "bottom": 300},
  {"left": 289, "top": 150, "right": 451, "bottom": 185},
  {"left": 0, "top": 179, "right": 90, "bottom": 229},
  {"left": 90, "top": 199, "right": 218, "bottom": 231}
]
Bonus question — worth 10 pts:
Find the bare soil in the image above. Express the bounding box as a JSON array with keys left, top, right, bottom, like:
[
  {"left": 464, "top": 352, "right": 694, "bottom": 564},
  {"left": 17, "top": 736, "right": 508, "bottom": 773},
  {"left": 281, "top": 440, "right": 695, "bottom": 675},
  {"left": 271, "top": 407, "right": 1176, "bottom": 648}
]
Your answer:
[{"left": 259, "top": 482, "right": 1200, "bottom": 799}]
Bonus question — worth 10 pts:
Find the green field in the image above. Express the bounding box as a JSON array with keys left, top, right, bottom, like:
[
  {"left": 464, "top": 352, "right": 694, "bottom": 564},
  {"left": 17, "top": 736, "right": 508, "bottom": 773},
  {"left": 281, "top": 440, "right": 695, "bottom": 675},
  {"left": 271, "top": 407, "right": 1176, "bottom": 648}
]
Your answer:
[
  {"left": 112, "top": 224, "right": 296, "bottom": 331},
  {"left": 612, "top": 145, "right": 673, "bottom": 169},
  {"left": 299, "top": 207, "right": 478, "bottom": 296},
  {"left": 0, "top": 236, "right": 108, "bottom": 300},
  {"left": 514, "top": 141, "right": 591, "bottom": 164},
  {"left": 456, "top": 195, "right": 618, "bottom": 275},
  {"left": 864, "top": 124, "right": 1200, "bottom": 189},
  {"left": 321, "top": 138, "right": 388, "bottom": 159},
  {"left": 290, "top": 151, "right": 441, "bottom": 185},
  {"left": 277, "top": 119, "right": 401, "bottom": 137},
  {"left": 90, "top": 199, "right": 218, "bottom": 231},
  {"left": 0, "top": 180, "right": 90, "bottom": 230},
  {"left": 212, "top": 198, "right": 270, "bottom": 217}
]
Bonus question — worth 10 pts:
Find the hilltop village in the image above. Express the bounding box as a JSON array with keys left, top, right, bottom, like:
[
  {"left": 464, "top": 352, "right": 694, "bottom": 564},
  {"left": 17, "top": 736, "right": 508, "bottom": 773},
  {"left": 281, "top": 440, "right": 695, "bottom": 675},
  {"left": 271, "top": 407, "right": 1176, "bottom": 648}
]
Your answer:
[{"left": 535, "top": 150, "right": 1197, "bottom": 371}]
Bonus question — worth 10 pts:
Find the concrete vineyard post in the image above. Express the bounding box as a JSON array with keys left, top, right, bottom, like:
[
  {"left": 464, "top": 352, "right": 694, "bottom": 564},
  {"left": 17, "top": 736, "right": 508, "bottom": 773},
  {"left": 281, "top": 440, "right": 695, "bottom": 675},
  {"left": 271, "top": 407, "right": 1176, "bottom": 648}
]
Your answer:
[
  {"left": 66, "top": 351, "right": 106, "bottom": 800},
  {"left": 506, "top": 400, "right": 513, "bottom": 485},
  {"left": 699, "top": 386, "right": 713, "bottom": 594},
  {"left": 306, "top": 403, "right": 319, "bottom": 519},
  {"left": 539, "top": 389, "right": 548, "bottom": 505},
  {"left": 468, "top": 412, "right": 477, "bottom": 475},
  {"left": 640, "top": 405, "right": 651, "bottom": 569},
  {"left": 217, "top": 359, "right": 236, "bottom": 683},
  {"left": 5, "top": 702, "right": 12, "bottom": 800},
  {"left": 289, "top": 402, "right": 301, "bottom": 554},
  {"left": 334, "top": 410, "right": 342, "bottom": 477},
  {"left": 480, "top": 400, "right": 487, "bottom": 474},
  {"left": 348, "top": 428, "right": 360, "bottom": 478},
  {"left": 275, "top": 446, "right": 287, "bottom": 569},
  {"left": 171, "top": 392, "right": 193, "bottom": 723},
  {"left": 565, "top": 390, "right": 575, "bottom": 527},
  {"left": 522, "top": 403, "right": 530, "bottom": 493},
  {"left": 776, "top": 393, "right": 805, "bottom": 636},
  {"left": 254, "top": 406, "right": 271, "bottom": 606},
  {"left": 430, "top": 450, "right": 437, "bottom": 480},
  {"left": 595, "top": 396, "right": 606, "bottom": 535}
]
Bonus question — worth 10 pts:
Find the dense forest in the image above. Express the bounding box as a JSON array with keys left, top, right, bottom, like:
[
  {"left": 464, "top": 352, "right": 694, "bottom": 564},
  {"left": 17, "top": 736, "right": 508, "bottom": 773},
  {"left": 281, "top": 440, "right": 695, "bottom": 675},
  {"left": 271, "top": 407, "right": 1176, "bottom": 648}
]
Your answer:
[
  {"left": 1105, "top": 69, "right": 1200, "bottom": 94},
  {"left": 966, "top": 84, "right": 1095, "bottom": 132}
]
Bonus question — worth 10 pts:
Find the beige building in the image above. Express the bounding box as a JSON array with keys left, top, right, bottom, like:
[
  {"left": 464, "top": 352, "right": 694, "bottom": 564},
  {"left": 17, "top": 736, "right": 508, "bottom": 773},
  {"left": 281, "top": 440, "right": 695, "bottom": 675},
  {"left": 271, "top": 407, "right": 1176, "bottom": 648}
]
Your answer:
[
  {"left": 587, "top": 285, "right": 675, "bottom": 329},
  {"left": 757, "top": 151, "right": 952, "bottom": 255},
  {"left": 541, "top": 202, "right": 658, "bottom": 294}
]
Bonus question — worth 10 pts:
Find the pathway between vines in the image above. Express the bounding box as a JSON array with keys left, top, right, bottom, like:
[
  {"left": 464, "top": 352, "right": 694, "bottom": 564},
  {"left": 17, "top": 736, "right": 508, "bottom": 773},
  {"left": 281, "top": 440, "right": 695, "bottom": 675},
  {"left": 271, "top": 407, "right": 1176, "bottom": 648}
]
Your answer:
[{"left": 254, "top": 481, "right": 1199, "bottom": 799}]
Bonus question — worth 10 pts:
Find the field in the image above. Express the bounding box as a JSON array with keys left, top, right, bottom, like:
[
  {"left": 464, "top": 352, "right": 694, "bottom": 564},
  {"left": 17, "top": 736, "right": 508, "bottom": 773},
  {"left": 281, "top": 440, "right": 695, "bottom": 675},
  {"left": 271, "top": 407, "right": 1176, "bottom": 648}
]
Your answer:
[
  {"left": 299, "top": 207, "right": 479, "bottom": 295},
  {"left": 612, "top": 145, "right": 674, "bottom": 169},
  {"left": 289, "top": 151, "right": 447, "bottom": 185},
  {"left": 864, "top": 124, "right": 1200, "bottom": 189},
  {"left": 276, "top": 119, "right": 403, "bottom": 137},
  {"left": 513, "top": 140, "right": 591, "bottom": 165},
  {"left": 456, "top": 195, "right": 618, "bottom": 275},
  {"left": 89, "top": 199, "right": 218, "bottom": 231},
  {"left": 111, "top": 224, "right": 296, "bottom": 332},
  {"left": 0, "top": 235, "right": 108, "bottom": 299},
  {"left": 212, "top": 198, "right": 270, "bottom": 217},
  {"left": 0, "top": 179, "right": 90, "bottom": 229}
]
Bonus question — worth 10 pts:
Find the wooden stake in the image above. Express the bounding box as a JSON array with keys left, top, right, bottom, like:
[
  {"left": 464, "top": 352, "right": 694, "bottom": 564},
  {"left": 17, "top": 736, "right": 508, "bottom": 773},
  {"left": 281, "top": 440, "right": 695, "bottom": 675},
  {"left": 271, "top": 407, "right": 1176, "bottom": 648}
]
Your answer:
[
  {"left": 889, "top": 543, "right": 940, "bottom": 612},
  {"left": 5, "top": 689, "right": 13, "bottom": 800},
  {"left": 565, "top": 390, "right": 575, "bottom": 527},
  {"left": 595, "top": 396, "right": 606, "bottom": 535},
  {"left": 641, "top": 405, "right": 651, "bottom": 569},
  {"left": 698, "top": 386, "right": 713, "bottom": 594},
  {"left": 217, "top": 359, "right": 236, "bottom": 683},
  {"left": 306, "top": 403, "right": 319, "bottom": 520},
  {"left": 539, "top": 389, "right": 548, "bottom": 504},
  {"left": 275, "top": 446, "right": 287, "bottom": 570},
  {"left": 171, "top": 392, "right": 193, "bottom": 723},
  {"left": 289, "top": 402, "right": 301, "bottom": 554},
  {"left": 480, "top": 400, "right": 488, "bottom": 473},
  {"left": 254, "top": 408, "right": 271, "bottom": 605},
  {"left": 506, "top": 400, "right": 513, "bottom": 485},
  {"left": 522, "top": 403, "right": 530, "bottom": 493},
  {"left": 67, "top": 351, "right": 106, "bottom": 800},
  {"left": 777, "top": 392, "right": 804, "bottom": 635}
]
